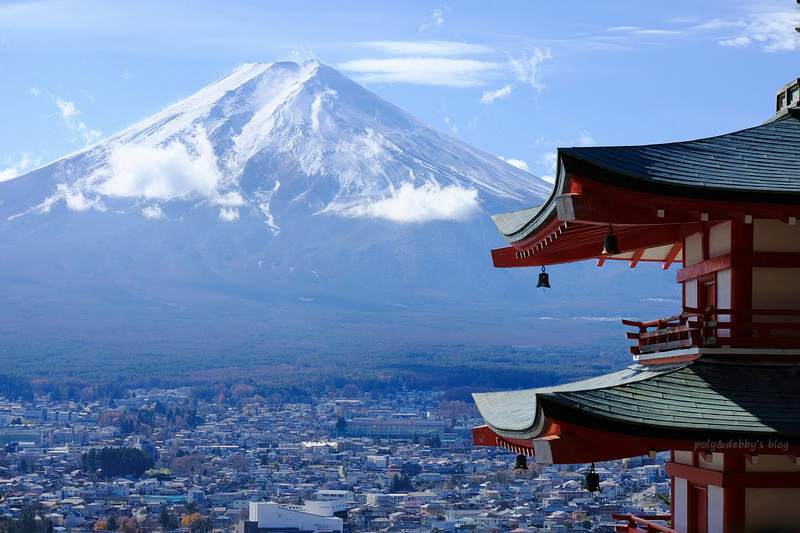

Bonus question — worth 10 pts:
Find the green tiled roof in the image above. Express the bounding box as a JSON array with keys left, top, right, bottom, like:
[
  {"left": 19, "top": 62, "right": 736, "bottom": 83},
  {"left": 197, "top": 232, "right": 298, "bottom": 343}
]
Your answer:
[
  {"left": 473, "top": 358, "right": 800, "bottom": 443},
  {"left": 559, "top": 110, "right": 800, "bottom": 203}
]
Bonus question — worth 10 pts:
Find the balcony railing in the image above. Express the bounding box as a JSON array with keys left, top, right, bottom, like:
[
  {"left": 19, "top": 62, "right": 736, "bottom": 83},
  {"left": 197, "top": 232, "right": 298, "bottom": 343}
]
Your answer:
[
  {"left": 612, "top": 514, "right": 677, "bottom": 533},
  {"left": 624, "top": 306, "right": 800, "bottom": 356}
]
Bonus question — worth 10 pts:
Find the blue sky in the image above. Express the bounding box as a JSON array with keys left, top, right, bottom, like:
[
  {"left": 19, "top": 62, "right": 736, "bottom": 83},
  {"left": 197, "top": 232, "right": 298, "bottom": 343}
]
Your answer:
[{"left": 1, "top": 0, "right": 798, "bottom": 183}]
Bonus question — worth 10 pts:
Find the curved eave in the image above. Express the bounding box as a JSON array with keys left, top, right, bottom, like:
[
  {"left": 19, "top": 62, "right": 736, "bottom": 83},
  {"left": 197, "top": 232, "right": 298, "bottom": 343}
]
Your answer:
[
  {"left": 560, "top": 109, "right": 800, "bottom": 204},
  {"left": 491, "top": 111, "right": 800, "bottom": 256},
  {"left": 471, "top": 364, "right": 676, "bottom": 441},
  {"left": 559, "top": 149, "right": 800, "bottom": 206},
  {"left": 474, "top": 358, "right": 800, "bottom": 447}
]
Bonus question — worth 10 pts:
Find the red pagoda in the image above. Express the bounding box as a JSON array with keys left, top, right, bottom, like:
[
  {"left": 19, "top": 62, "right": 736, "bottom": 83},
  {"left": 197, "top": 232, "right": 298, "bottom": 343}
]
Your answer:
[{"left": 472, "top": 79, "right": 800, "bottom": 532}]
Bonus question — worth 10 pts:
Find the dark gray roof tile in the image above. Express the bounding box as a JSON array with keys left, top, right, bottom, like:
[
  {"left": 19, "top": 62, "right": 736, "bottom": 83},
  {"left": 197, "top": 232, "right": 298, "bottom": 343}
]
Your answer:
[{"left": 474, "top": 358, "right": 800, "bottom": 443}]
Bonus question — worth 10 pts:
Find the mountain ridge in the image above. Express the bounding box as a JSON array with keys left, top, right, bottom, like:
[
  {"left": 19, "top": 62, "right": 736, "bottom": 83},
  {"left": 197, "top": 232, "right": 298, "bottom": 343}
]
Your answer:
[{"left": 0, "top": 60, "right": 677, "bottom": 385}]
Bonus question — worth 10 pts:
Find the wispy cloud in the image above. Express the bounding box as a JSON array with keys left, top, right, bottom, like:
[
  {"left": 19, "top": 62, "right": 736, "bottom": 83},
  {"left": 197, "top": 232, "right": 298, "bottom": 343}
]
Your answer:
[
  {"left": 361, "top": 40, "right": 492, "bottom": 56},
  {"left": 219, "top": 207, "right": 240, "bottom": 221},
  {"left": 481, "top": 47, "right": 552, "bottom": 104},
  {"left": 538, "top": 130, "right": 595, "bottom": 183},
  {"left": 420, "top": 7, "right": 449, "bottom": 32},
  {"left": 342, "top": 182, "right": 480, "bottom": 223},
  {"left": 141, "top": 205, "right": 165, "bottom": 219},
  {"left": 539, "top": 152, "right": 558, "bottom": 184},
  {"left": 31, "top": 88, "right": 102, "bottom": 146},
  {"left": 716, "top": 10, "right": 800, "bottom": 51},
  {"left": 604, "top": 8, "right": 799, "bottom": 53},
  {"left": 0, "top": 152, "right": 40, "bottom": 182},
  {"left": 338, "top": 57, "right": 501, "bottom": 87},
  {"left": 480, "top": 84, "right": 513, "bottom": 104}
]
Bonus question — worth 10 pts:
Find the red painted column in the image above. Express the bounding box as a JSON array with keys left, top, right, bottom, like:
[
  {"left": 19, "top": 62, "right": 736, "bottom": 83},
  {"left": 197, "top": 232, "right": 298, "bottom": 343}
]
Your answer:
[
  {"left": 729, "top": 221, "right": 753, "bottom": 330},
  {"left": 722, "top": 453, "right": 746, "bottom": 533}
]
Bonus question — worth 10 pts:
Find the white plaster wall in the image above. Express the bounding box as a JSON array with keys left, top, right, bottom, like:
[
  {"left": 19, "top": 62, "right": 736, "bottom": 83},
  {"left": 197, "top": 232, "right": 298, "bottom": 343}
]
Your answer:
[
  {"left": 752, "top": 268, "right": 800, "bottom": 310},
  {"left": 746, "top": 488, "right": 800, "bottom": 531},
  {"left": 685, "top": 233, "right": 704, "bottom": 266},
  {"left": 684, "top": 279, "right": 698, "bottom": 308},
  {"left": 673, "top": 477, "right": 688, "bottom": 533},
  {"left": 699, "top": 451, "right": 724, "bottom": 472},
  {"left": 746, "top": 454, "right": 800, "bottom": 472},
  {"left": 709, "top": 221, "right": 731, "bottom": 258},
  {"left": 674, "top": 451, "right": 693, "bottom": 465},
  {"left": 707, "top": 485, "right": 724, "bottom": 533},
  {"left": 717, "top": 269, "right": 731, "bottom": 337},
  {"left": 754, "top": 219, "right": 800, "bottom": 252}
]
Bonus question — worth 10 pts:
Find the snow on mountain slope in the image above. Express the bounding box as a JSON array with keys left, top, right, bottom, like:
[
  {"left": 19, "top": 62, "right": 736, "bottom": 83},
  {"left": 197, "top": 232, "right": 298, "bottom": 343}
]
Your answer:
[
  {"left": 2, "top": 60, "right": 550, "bottom": 231},
  {"left": 0, "top": 60, "right": 681, "bottom": 371}
]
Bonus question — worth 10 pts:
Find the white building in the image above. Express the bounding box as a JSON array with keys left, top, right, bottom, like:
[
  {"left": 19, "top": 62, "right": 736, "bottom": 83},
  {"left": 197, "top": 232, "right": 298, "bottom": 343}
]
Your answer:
[{"left": 238, "top": 501, "right": 343, "bottom": 533}]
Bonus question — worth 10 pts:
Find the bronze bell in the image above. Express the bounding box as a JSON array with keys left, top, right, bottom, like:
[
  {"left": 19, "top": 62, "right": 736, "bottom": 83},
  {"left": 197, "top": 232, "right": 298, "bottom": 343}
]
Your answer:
[
  {"left": 514, "top": 454, "right": 528, "bottom": 470},
  {"left": 536, "top": 266, "right": 550, "bottom": 288},
  {"left": 603, "top": 225, "right": 620, "bottom": 255},
  {"left": 585, "top": 463, "right": 601, "bottom": 492}
]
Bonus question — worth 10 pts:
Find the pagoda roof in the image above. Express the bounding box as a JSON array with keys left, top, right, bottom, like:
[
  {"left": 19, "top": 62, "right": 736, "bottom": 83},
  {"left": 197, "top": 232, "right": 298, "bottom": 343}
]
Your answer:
[
  {"left": 490, "top": 108, "right": 800, "bottom": 267},
  {"left": 558, "top": 109, "right": 800, "bottom": 204},
  {"left": 473, "top": 358, "right": 800, "bottom": 445}
]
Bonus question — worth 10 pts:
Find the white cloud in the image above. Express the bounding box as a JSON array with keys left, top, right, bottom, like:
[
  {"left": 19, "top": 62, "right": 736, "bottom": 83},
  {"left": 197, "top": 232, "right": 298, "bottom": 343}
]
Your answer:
[
  {"left": 479, "top": 47, "right": 552, "bottom": 104},
  {"left": 718, "top": 11, "right": 799, "bottom": 52},
  {"left": 215, "top": 191, "right": 245, "bottom": 207},
  {"left": 53, "top": 96, "right": 102, "bottom": 145},
  {"left": 510, "top": 47, "right": 552, "bottom": 93},
  {"left": 122, "top": 68, "right": 133, "bottom": 80},
  {"left": 338, "top": 57, "right": 501, "bottom": 87},
  {"left": 361, "top": 40, "right": 492, "bottom": 56},
  {"left": 141, "top": 205, "right": 164, "bottom": 219},
  {"left": 58, "top": 184, "right": 106, "bottom": 212},
  {"left": 420, "top": 7, "right": 449, "bottom": 32},
  {"left": 642, "top": 297, "right": 681, "bottom": 304},
  {"left": 691, "top": 18, "right": 746, "bottom": 31},
  {"left": 572, "top": 316, "right": 626, "bottom": 322},
  {"left": 539, "top": 152, "right": 558, "bottom": 184},
  {"left": 536, "top": 129, "right": 595, "bottom": 183},
  {"left": 219, "top": 207, "right": 240, "bottom": 221},
  {"left": 577, "top": 130, "right": 596, "bottom": 146},
  {"left": 719, "top": 36, "right": 751, "bottom": 47},
  {"left": 343, "top": 182, "right": 480, "bottom": 223},
  {"left": 95, "top": 129, "right": 226, "bottom": 202},
  {"left": 31, "top": 90, "right": 102, "bottom": 146},
  {"left": 0, "top": 168, "right": 19, "bottom": 182},
  {"left": 498, "top": 156, "right": 529, "bottom": 173},
  {"left": 0, "top": 151, "right": 39, "bottom": 182},
  {"left": 55, "top": 97, "right": 76, "bottom": 119},
  {"left": 480, "top": 84, "right": 513, "bottom": 104}
]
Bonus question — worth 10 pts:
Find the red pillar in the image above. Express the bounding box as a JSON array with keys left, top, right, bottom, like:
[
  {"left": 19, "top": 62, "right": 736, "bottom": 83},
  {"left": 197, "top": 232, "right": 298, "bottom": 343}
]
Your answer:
[
  {"left": 722, "top": 453, "right": 746, "bottom": 533},
  {"left": 729, "top": 221, "right": 753, "bottom": 329}
]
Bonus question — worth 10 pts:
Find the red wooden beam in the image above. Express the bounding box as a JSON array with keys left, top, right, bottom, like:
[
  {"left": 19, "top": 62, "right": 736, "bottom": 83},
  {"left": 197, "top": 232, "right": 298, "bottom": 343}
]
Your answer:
[
  {"left": 493, "top": 223, "right": 699, "bottom": 268},
  {"left": 666, "top": 461, "right": 800, "bottom": 489},
  {"left": 676, "top": 254, "right": 732, "bottom": 283},
  {"left": 662, "top": 242, "right": 682, "bottom": 270},
  {"left": 629, "top": 248, "right": 646, "bottom": 268}
]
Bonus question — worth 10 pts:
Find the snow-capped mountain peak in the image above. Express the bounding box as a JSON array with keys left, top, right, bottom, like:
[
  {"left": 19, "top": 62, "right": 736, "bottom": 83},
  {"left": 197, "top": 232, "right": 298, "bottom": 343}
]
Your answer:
[{"left": 4, "top": 60, "right": 550, "bottom": 229}]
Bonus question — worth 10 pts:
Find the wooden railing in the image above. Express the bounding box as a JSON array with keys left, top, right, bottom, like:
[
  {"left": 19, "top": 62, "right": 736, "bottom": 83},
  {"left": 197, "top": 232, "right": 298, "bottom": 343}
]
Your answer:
[
  {"left": 612, "top": 514, "right": 677, "bottom": 533},
  {"left": 624, "top": 307, "right": 800, "bottom": 355}
]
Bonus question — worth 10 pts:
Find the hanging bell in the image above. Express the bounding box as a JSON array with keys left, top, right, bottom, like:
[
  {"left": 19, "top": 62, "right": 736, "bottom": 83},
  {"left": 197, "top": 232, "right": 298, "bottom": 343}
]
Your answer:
[
  {"left": 514, "top": 454, "right": 528, "bottom": 470},
  {"left": 602, "top": 225, "right": 621, "bottom": 255},
  {"left": 536, "top": 266, "right": 550, "bottom": 289},
  {"left": 585, "top": 463, "right": 601, "bottom": 493}
]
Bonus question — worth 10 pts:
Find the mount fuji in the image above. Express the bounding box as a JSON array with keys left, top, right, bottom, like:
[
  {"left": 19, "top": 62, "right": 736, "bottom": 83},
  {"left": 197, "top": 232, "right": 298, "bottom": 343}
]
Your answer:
[{"left": 0, "top": 60, "right": 675, "bottom": 384}]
